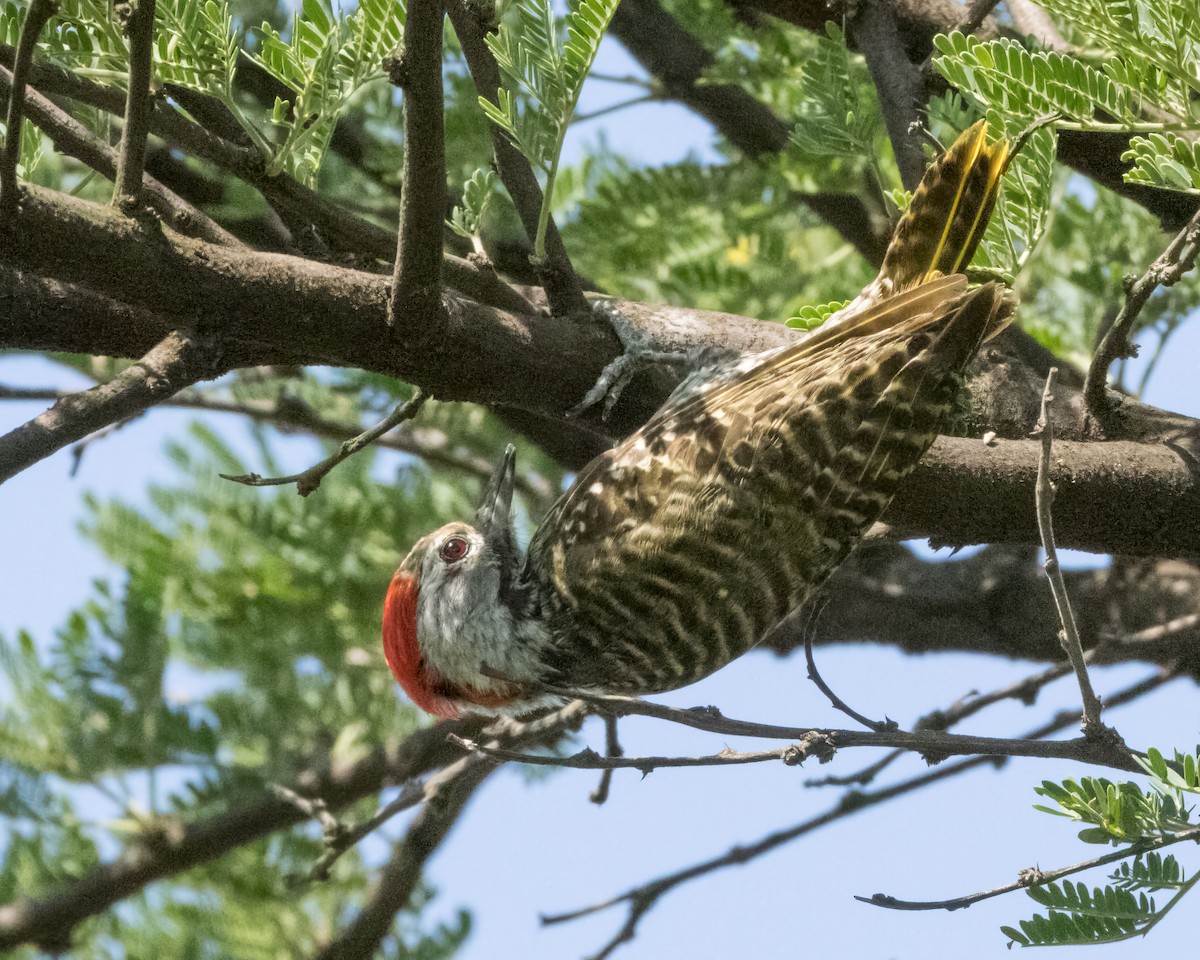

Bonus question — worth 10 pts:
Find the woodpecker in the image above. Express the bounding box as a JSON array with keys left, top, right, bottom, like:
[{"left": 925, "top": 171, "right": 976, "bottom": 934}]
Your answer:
[{"left": 384, "top": 122, "right": 1012, "bottom": 719}]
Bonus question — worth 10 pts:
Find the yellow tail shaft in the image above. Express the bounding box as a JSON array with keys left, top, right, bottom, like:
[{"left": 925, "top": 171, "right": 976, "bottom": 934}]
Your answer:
[{"left": 880, "top": 120, "right": 1011, "bottom": 291}]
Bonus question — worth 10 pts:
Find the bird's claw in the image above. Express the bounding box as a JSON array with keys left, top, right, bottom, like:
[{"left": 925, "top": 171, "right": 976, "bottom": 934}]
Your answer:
[{"left": 568, "top": 300, "right": 690, "bottom": 421}]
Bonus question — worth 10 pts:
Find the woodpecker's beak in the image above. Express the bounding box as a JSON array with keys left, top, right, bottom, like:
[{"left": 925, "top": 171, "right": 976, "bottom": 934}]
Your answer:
[{"left": 476, "top": 443, "right": 516, "bottom": 541}]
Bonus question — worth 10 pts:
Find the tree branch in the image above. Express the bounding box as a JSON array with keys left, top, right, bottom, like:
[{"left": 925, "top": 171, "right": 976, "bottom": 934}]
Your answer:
[
  {"left": 859, "top": 823, "right": 1200, "bottom": 912},
  {"left": 311, "top": 756, "right": 493, "bottom": 960},
  {"left": 853, "top": 0, "right": 926, "bottom": 192},
  {"left": 1085, "top": 203, "right": 1200, "bottom": 420},
  {"left": 542, "top": 668, "right": 1174, "bottom": 960},
  {"left": 112, "top": 0, "right": 156, "bottom": 208},
  {"left": 0, "top": 383, "right": 556, "bottom": 501},
  {"left": 453, "top": 698, "right": 1144, "bottom": 773},
  {"left": 0, "top": 63, "right": 243, "bottom": 245},
  {"left": 389, "top": 0, "right": 446, "bottom": 332},
  {"left": 0, "top": 700, "right": 593, "bottom": 954},
  {"left": 0, "top": 0, "right": 55, "bottom": 219},
  {"left": 221, "top": 391, "right": 427, "bottom": 497},
  {"left": 0, "top": 716, "right": 487, "bottom": 953},
  {"left": 4, "top": 187, "right": 1200, "bottom": 556},
  {"left": 1035, "top": 369, "right": 1106, "bottom": 730},
  {"left": 0, "top": 330, "right": 222, "bottom": 485}
]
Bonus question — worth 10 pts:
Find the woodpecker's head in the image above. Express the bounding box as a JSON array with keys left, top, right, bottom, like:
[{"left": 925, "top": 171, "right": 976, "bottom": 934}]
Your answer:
[{"left": 383, "top": 445, "right": 539, "bottom": 718}]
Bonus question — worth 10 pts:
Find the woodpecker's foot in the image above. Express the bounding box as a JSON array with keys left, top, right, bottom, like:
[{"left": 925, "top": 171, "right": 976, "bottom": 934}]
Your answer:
[{"left": 569, "top": 299, "right": 693, "bottom": 420}]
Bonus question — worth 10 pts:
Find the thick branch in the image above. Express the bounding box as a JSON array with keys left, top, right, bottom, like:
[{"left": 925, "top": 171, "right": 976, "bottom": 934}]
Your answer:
[
  {"left": 0, "top": 330, "right": 221, "bottom": 484},
  {"left": 4, "top": 188, "right": 1200, "bottom": 554},
  {"left": 775, "top": 543, "right": 1200, "bottom": 678},
  {"left": 0, "top": 64, "right": 242, "bottom": 245},
  {"left": 853, "top": 0, "right": 925, "bottom": 191},
  {"left": 885, "top": 435, "right": 1200, "bottom": 558},
  {"left": 389, "top": 0, "right": 446, "bottom": 331},
  {"left": 113, "top": 0, "right": 156, "bottom": 207}
]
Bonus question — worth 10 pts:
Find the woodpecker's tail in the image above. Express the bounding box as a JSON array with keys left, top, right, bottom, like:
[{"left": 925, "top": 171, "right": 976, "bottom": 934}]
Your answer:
[{"left": 878, "top": 120, "right": 1010, "bottom": 292}]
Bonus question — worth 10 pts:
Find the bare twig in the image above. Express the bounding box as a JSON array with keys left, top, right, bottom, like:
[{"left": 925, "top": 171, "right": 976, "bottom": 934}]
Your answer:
[
  {"left": 1084, "top": 205, "right": 1200, "bottom": 418},
  {"left": 0, "top": 330, "right": 221, "bottom": 485},
  {"left": 542, "top": 669, "right": 1175, "bottom": 960},
  {"left": 0, "top": 0, "right": 55, "bottom": 219},
  {"left": 221, "top": 391, "right": 427, "bottom": 497},
  {"left": 305, "top": 781, "right": 427, "bottom": 883},
  {"left": 388, "top": 0, "right": 446, "bottom": 332},
  {"left": 0, "top": 64, "right": 242, "bottom": 244},
  {"left": 113, "top": 0, "right": 156, "bottom": 208},
  {"left": 0, "top": 384, "right": 555, "bottom": 503},
  {"left": 452, "top": 692, "right": 1146, "bottom": 773},
  {"left": 311, "top": 755, "right": 493, "bottom": 960},
  {"left": 860, "top": 822, "right": 1200, "bottom": 912},
  {"left": 445, "top": 0, "right": 588, "bottom": 317},
  {"left": 802, "top": 599, "right": 892, "bottom": 732},
  {"left": 590, "top": 713, "right": 624, "bottom": 805},
  {"left": 1035, "top": 369, "right": 1106, "bottom": 733}
]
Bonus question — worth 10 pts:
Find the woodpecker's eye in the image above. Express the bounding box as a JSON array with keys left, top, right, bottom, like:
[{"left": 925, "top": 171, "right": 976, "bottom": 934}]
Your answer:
[{"left": 439, "top": 536, "right": 470, "bottom": 564}]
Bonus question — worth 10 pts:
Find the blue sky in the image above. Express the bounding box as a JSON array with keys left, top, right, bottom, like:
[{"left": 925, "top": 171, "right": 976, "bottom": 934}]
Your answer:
[{"left": 3, "top": 30, "right": 1199, "bottom": 960}]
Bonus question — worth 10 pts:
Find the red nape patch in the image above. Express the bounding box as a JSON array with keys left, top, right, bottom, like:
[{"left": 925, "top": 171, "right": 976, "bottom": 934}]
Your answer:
[{"left": 382, "top": 573, "right": 461, "bottom": 719}]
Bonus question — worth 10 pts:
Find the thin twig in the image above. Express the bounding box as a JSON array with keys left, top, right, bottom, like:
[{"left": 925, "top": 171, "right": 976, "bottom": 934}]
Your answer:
[
  {"left": 860, "top": 822, "right": 1200, "bottom": 912},
  {"left": 542, "top": 669, "right": 1175, "bottom": 960},
  {"left": 113, "top": 0, "right": 156, "bottom": 208},
  {"left": 802, "top": 599, "right": 892, "bottom": 732},
  {"left": 388, "top": 0, "right": 446, "bottom": 331},
  {"left": 1084, "top": 205, "right": 1200, "bottom": 417},
  {"left": 1035, "top": 369, "right": 1106, "bottom": 733},
  {"left": 310, "top": 755, "right": 493, "bottom": 960},
  {"left": 0, "top": 384, "right": 555, "bottom": 504},
  {"left": 305, "top": 781, "right": 426, "bottom": 883},
  {"left": 0, "top": 0, "right": 55, "bottom": 219},
  {"left": 221, "top": 392, "right": 427, "bottom": 497},
  {"left": 452, "top": 708, "right": 1146, "bottom": 774},
  {"left": 0, "top": 331, "right": 221, "bottom": 485},
  {"left": 589, "top": 713, "right": 624, "bottom": 805}
]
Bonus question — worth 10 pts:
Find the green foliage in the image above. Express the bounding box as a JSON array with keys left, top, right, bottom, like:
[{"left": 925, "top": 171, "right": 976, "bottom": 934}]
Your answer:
[
  {"left": 563, "top": 157, "right": 875, "bottom": 320},
  {"left": 786, "top": 299, "right": 849, "bottom": 332},
  {"left": 1123, "top": 132, "right": 1200, "bottom": 192},
  {"left": 155, "top": 0, "right": 240, "bottom": 103},
  {"left": 0, "top": 391, "right": 520, "bottom": 955},
  {"left": 448, "top": 167, "right": 499, "bottom": 253},
  {"left": 478, "top": 0, "right": 620, "bottom": 260},
  {"left": 252, "top": 0, "right": 406, "bottom": 179},
  {"left": 936, "top": 0, "right": 1200, "bottom": 193},
  {"left": 1003, "top": 753, "right": 1200, "bottom": 947},
  {"left": 788, "top": 22, "right": 883, "bottom": 167}
]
